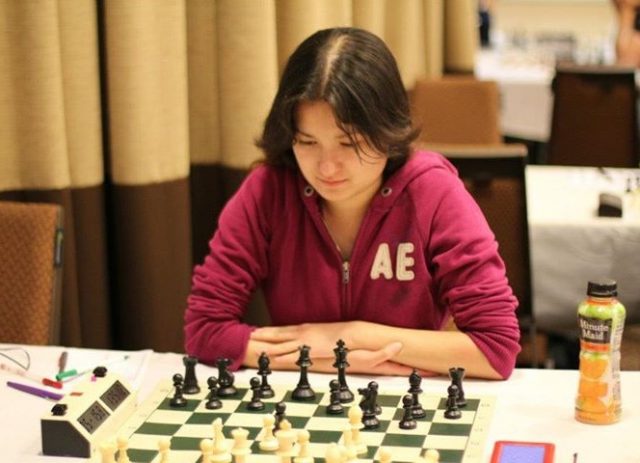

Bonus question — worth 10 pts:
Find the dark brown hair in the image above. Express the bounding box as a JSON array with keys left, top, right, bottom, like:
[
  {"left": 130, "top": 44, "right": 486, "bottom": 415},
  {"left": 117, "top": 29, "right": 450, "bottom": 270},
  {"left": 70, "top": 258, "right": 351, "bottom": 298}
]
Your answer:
[{"left": 256, "top": 27, "right": 418, "bottom": 177}]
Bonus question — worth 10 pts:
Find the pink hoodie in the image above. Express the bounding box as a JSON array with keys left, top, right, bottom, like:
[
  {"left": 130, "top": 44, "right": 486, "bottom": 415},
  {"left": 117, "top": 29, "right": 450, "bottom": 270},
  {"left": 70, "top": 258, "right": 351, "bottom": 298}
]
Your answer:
[{"left": 185, "top": 151, "right": 521, "bottom": 378}]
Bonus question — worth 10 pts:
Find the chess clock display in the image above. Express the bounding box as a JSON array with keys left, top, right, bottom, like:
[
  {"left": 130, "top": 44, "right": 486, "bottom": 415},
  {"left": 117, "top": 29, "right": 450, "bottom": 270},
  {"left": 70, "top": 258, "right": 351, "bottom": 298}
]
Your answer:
[{"left": 41, "top": 368, "right": 137, "bottom": 457}]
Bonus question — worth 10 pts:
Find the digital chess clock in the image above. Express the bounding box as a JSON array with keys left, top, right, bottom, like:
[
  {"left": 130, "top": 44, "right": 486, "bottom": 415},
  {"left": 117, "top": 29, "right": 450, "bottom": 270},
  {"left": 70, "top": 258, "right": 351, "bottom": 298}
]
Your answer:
[{"left": 41, "top": 367, "right": 137, "bottom": 457}]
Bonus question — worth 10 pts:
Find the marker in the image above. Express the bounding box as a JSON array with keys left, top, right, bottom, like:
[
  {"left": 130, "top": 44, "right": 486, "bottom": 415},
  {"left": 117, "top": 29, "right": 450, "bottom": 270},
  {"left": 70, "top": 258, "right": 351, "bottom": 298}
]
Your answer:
[
  {"left": 57, "top": 351, "right": 68, "bottom": 375},
  {"left": 0, "top": 362, "right": 63, "bottom": 389},
  {"left": 6, "top": 381, "right": 64, "bottom": 401},
  {"left": 56, "top": 355, "right": 130, "bottom": 381}
]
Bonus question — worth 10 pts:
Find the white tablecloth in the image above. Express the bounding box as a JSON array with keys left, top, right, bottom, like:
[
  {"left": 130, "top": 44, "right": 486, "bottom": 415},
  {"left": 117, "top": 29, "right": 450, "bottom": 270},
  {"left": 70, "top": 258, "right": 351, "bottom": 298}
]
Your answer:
[
  {"left": 475, "top": 49, "right": 554, "bottom": 142},
  {"left": 526, "top": 166, "right": 640, "bottom": 335}
]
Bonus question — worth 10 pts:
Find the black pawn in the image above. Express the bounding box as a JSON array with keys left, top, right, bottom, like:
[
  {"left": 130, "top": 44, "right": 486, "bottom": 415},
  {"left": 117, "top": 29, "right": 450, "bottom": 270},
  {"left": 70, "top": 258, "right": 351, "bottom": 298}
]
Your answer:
[
  {"left": 333, "top": 339, "right": 354, "bottom": 403},
  {"left": 257, "top": 352, "right": 275, "bottom": 399},
  {"left": 170, "top": 373, "right": 187, "bottom": 408},
  {"left": 449, "top": 367, "right": 467, "bottom": 407},
  {"left": 247, "top": 376, "right": 265, "bottom": 411},
  {"left": 274, "top": 401, "right": 287, "bottom": 430},
  {"left": 182, "top": 356, "right": 200, "bottom": 395},
  {"left": 408, "top": 369, "right": 426, "bottom": 419},
  {"left": 292, "top": 345, "right": 315, "bottom": 400},
  {"left": 205, "top": 376, "right": 222, "bottom": 410},
  {"left": 399, "top": 394, "right": 417, "bottom": 430},
  {"left": 216, "top": 358, "right": 237, "bottom": 397},
  {"left": 444, "top": 384, "right": 462, "bottom": 419},
  {"left": 326, "top": 379, "right": 344, "bottom": 415}
]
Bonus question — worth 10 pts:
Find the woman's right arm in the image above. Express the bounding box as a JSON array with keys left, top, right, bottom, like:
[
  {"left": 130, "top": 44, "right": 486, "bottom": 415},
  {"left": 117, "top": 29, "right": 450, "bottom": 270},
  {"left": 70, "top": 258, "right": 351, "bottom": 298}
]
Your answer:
[{"left": 184, "top": 168, "right": 273, "bottom": 370}]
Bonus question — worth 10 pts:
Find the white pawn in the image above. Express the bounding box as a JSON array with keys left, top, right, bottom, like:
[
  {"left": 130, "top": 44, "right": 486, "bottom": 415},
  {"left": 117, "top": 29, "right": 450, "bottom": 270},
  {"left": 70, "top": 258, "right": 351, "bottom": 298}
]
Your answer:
[
  {"left": 347, "top": 406, "right": 367, "bottom": 456},
  {"left": 231, "top": 428, "right": 251, "bottom": 463},
  {"left": 379, "top": 447, "right": 392, "bottom": 463},
  {"left": 423, "top": 449, "right": 440, "bottom": 463},
  {"left": 294, "top": 429, "right": 313, "bottom": 463},
  {"left": 99, "top": 440, "right": 116, "bottom": 463},
  {"left": 158, "top": 437, "right": 171, "bottom": 463},
  {"left": 276, "top": 419, "right": 297, "bottom": 463},
  {"left": 259, "top": 414, "right": 279, "bottom": 451},
  {"left": 340, "top": 425, "right": 357, "bottom": 462},
  {"left": 117, "top": 435, "right": 131, "bottom": 463},
  {"left": 324, "top": 443, "right": 342, "bottom": 463},
  {"left": 201, "top": 438, "right": 214, "bottom": 463}
]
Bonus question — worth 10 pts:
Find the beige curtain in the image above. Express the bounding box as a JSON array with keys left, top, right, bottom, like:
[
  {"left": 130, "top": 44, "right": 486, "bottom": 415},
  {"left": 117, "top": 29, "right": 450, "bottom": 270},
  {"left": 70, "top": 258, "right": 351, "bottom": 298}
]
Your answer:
[{"left": 0, "top": 0, "right": 478, "bottom": 352}]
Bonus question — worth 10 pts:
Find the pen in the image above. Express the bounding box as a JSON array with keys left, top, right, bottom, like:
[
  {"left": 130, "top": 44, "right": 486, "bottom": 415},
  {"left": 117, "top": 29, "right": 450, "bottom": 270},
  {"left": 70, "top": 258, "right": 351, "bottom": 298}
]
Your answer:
[
  {"left": 56, "top": 355, "right": 130, "bottom": 381},
  {"left": 57, "top": 351, "right": 68, "bottom": 375},
  {"left": 0, "top": 362, "right": 63, "bottom": 389},
  {"left": 6, "top": 381, "right": 64, "bottom": 401}
]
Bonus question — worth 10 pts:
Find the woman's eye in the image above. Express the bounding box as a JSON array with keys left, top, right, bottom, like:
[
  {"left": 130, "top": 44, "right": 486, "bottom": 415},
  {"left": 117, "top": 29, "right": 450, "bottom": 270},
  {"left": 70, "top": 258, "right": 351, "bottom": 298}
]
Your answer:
[{"left": 296, "top": 139, "right": 316, "bottom": 146}]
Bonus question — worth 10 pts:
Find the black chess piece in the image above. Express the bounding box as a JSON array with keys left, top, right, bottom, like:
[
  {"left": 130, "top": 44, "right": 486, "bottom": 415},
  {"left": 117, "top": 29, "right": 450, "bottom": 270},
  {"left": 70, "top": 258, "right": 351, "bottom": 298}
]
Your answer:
[
  {"left": 205, "top": 376, "right": 222, "bottom": 410},
  {"left": 170, "top": 373, "right": 187, "bottom": 408},
  {"left": 216, "top": 357, "right": 237, "bottom": 397},
  {"left": 326, "top": 379, "right": 344, "bottom": 415},
  {"left": 247, "top": 376, "right": 265, "bottom": 411},
  {"left": 292, "top": 345, "right": 315, "bottom": 400},
  {"left": 182, "top": 355, "right": 201, "bottom": 395},
  {"left": 257, "top": 352, "right": 275, "bottom": 399},
  {"left": 399, "top": 394, "right": 417, "bottom": 429},
  {"left": 449, "top": 367, "right": 467, "bottom": 407},
  {"left": 274, "top": 401, "right": 287, "bottom": 430},
  {"left": 444, "top": 384, "right": 462, "bottom": 419},
  {"left": 333, "top": 339, "right": 354, "bottom": 403},
  {"left": 358, "top": 381, "right": 380, "bottom": 429},
  {"left": 408, "top": 369, "right": 426, "bottom": 419}
]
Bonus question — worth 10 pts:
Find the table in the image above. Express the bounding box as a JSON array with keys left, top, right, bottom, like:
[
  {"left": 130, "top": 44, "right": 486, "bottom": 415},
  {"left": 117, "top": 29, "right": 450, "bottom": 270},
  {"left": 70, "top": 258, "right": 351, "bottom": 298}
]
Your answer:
[
  {"left": 2, "top": 344, "right": 640, "bottom": 463},
  {"left": 526, "top": 165, "right": 640, "bottom": 335},
  {"left": 475, "top": 49, "right": 554, "bottom": 142}
]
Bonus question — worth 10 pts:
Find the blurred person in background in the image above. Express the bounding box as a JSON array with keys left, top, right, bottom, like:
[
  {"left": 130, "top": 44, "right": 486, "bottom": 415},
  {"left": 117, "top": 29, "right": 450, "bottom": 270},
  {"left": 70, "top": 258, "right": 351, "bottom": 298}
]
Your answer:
[{"left": 612, "top": 0, "right": 640, "bottom": 66}]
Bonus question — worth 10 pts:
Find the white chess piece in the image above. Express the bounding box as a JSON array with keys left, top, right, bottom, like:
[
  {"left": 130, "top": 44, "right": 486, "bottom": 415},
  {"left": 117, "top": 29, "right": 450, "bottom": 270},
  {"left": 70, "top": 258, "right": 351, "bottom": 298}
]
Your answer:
[
  {"left": 324, "top": 443, "right": 342, "bottom": 463},
  {"left": 276, "top": 419, "right": 297, "bottom": 463},
  {"left": 201, "top": 438, "right": 214, "bottom": 463},
  {"left": 347, "top": 406, "right": 367, "bottom": 455},
  {"left": 99, "top": 440, "right": 117, "bottom": 463},
  {"left": 259, "top": 414, "right": 279, "bottom": 451},
  {"left": 212, "top": 418, "right": 231, "bottom": 463},
  {"left": 157, "top": 437, "right": 171, "bottom": 463},
  {"left": 231, "top": 428, "right": 251, "bottom": 463},
  {"left": 116, "top": 435, "right": 131, "bottom": 463},
  {"left": 423, "top": 449, "right": 440, "bottom": 463},
  {"left": 378, "top": 447, "right": 392, "bottom": 463},
  {"left": 294, "top": 429, "right": 313, "bottom": 463}
]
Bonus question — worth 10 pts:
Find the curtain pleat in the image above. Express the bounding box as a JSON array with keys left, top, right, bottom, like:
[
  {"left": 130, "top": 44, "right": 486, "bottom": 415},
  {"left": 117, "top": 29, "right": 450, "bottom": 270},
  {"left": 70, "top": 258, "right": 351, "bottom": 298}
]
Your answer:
[
  {"left": 103, "top": 0, "right": 191, "bottom": 351},
  {"left": 444, "top": 0, "right": 478, "bottom": 73},
  {"left": 1, "top": 0, "right": 480, "bottom": 352}
]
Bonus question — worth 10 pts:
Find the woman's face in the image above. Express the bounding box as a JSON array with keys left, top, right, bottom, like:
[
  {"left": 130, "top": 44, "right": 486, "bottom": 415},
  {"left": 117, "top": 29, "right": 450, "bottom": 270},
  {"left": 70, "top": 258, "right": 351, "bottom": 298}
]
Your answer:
[{"left": 292, "top": 100, "right": 387, "bottom": 210}]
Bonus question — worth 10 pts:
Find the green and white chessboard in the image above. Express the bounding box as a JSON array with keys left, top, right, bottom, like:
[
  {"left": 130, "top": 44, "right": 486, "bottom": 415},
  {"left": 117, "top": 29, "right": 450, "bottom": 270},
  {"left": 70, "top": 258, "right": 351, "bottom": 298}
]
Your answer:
[{"left": 106, "top": 381, "right": 494, "bottom": 463}]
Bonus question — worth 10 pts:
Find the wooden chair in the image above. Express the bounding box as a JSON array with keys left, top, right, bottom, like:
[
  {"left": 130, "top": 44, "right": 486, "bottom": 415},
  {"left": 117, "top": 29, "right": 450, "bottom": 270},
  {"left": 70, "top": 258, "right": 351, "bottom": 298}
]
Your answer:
[
  {"left": 424, "top": 143, "right": 545, "bottom": 367},
  {"left": 547, "top": 64, "right": 639, "bottom": 167},
  {"left": 0, "top": 201, "right": 63, "bottom": 345},
  {"left": 410, "top": 76, "right": 502, "bottom": 144}
]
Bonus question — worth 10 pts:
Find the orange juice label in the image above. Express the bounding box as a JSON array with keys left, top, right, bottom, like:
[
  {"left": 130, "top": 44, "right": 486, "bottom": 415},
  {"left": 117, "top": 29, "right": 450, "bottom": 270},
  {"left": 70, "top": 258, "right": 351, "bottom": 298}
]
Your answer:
[{"left": 578, "top": 315, "right": 612, "bottom": 344}]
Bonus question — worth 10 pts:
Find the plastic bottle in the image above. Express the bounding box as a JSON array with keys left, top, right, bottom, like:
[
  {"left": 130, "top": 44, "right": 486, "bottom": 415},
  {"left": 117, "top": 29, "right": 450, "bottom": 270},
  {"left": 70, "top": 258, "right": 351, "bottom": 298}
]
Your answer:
[{"left": 575, "top": 279, "right": 626, "bottom": 424}]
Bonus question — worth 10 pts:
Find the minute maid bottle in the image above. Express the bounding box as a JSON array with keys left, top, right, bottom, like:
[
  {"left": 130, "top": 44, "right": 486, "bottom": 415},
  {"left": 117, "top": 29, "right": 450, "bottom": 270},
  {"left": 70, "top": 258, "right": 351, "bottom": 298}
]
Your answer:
[{"left": 575, "top": 279, "right": 626, "bottom": 424}]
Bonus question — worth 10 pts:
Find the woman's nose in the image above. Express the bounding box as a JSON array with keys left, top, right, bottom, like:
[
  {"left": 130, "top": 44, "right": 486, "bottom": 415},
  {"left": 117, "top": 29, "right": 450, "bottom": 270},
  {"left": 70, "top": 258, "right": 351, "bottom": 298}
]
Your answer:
[{"left": 318, "top": 149, "right": 340, "bottom": 177}]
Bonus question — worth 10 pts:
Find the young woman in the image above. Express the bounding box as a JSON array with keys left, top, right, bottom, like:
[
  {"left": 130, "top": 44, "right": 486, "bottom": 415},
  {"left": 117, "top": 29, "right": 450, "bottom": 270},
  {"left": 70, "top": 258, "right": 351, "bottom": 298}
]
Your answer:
[{"left": 185, "top": 27, "right": 520, "bottom": 380}]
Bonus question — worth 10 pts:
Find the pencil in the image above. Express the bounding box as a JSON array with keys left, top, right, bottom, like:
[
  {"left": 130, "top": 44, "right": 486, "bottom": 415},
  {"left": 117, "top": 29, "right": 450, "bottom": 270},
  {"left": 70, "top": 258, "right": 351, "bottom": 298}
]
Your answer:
[{"left": 6, "top": 381, "right": 64, "bottom": 401}]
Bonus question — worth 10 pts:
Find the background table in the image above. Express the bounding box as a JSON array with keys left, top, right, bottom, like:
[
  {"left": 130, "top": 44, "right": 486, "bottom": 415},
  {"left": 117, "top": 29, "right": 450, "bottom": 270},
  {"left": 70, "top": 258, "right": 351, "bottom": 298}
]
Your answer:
[
  {"left": 526, "top": 165, "right": 640, "bottom": 336},
  {"left": 1, "top": 344, "right": 639, "bottom": 463}
]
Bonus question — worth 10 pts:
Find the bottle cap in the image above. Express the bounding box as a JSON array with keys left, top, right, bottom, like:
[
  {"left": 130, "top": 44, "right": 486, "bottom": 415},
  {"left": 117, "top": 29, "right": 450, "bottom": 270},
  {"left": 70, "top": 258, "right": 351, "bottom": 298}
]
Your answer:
[{"left": 587, "top": 279, "right": 617, "bottom": 297}]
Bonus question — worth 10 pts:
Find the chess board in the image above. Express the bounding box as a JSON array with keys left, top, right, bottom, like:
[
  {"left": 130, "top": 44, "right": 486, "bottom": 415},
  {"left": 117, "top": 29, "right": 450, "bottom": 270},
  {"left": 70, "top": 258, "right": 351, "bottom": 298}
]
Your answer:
[{"left": 106, "top": 381, "right": 495, "bottom": 463}]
